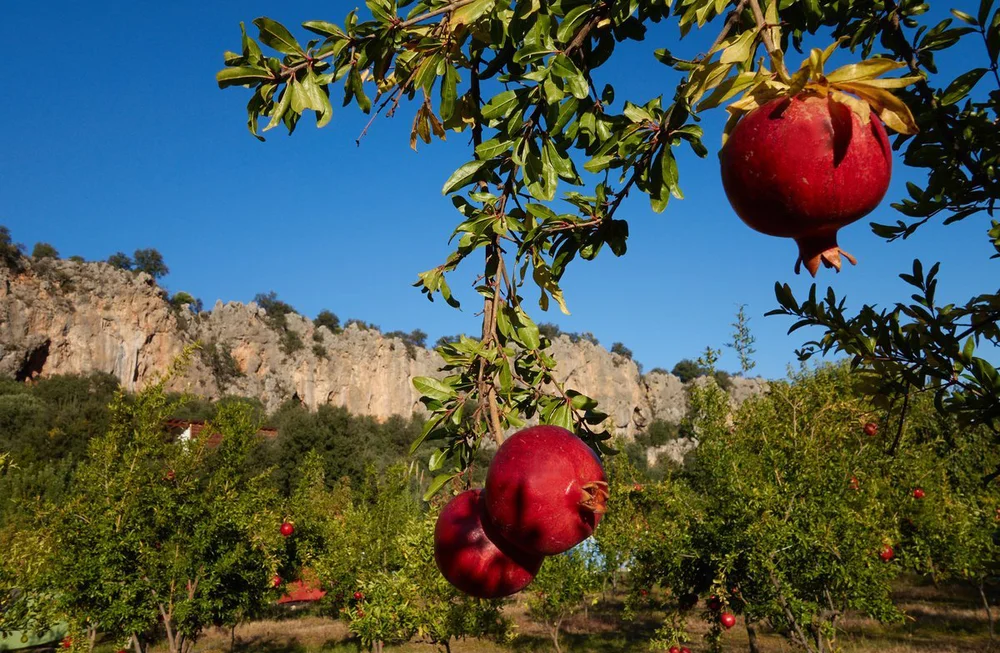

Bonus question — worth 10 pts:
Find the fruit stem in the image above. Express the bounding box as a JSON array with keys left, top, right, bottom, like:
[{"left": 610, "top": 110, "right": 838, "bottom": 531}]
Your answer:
[{"left": 794, "top": 232, "right": 857, "bottom": 277}]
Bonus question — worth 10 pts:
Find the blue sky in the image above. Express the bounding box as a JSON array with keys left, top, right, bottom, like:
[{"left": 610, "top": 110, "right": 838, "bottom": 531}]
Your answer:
[{"left": 1, "top": 2, "right": 993, "bottom": 380}]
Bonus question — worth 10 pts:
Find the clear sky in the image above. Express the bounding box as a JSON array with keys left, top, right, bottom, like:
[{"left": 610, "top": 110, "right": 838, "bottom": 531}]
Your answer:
[{"left": 2, "top": 2, "right": 992, "bottom": 380}]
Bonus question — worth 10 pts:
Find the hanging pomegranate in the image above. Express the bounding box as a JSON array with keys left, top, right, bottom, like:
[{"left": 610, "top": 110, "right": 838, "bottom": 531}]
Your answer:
[{"left": 720, "top": 93, "right": 892, "bottom": 276}]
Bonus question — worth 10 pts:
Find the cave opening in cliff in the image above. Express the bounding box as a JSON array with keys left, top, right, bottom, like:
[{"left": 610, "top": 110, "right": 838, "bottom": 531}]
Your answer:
[{"left": 16, "top": 340, "right": 50, "bottom": 382}]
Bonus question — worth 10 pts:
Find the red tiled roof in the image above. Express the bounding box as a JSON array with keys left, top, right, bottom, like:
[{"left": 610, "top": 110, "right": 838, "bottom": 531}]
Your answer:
[
  {"left": 277, "top": 578, "right": 327, "bottom": 604},
  {"left": 163, "top": 419, "right": 277, "bottom": 443}
]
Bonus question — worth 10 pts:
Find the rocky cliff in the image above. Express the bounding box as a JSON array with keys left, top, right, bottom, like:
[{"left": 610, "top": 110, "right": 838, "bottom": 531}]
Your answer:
[{"left": 0, "top": 259, "right": 768, "bottom": 438}]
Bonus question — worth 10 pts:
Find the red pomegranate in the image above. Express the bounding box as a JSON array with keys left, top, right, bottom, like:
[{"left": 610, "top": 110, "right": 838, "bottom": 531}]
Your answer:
[
  {"left": 434, "top": 489, "right": 543, "bottom": 598},
  {"left": 280, "top": 522, "right": 294, "bottom": 537},
  {"left": 913, "top": 488, "right": 925, "bottom": 499},
  {"left": 484, "top": 425, "right": 607, "bottom": 556},
  {"left": 353, "top": 591, "right": 363, "bottom": 601},
  {"left": 720, "top": 612, "right": 737, "bottom": 629},
  {"left": 272, "top": 575, "right": 282, "bottom": 588},
  {"left": 864, "top": 422, "right": 878, "bottom": 436},
  {"left": 879, "top": 545, "right": 895, "bottom": 562},
  {"left": 849, "top": 476, "right": 860, "bottom": 491},
  {"left": 669, "top": 648, "right": 681, "bottom": 653},
  {"left": 720, "top": 94, "right": 892, "bottom": 276},
  {"left": 706, "top": 595, "right": 722, "bottom": 611}
]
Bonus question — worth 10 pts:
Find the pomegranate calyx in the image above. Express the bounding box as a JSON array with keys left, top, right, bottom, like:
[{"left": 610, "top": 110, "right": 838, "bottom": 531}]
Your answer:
[
  {"left": 579, "top": 480, "right": 610, "bottom": 514},
  {"left": 794, "top": 232, "right": 857, "bottom": 277}
]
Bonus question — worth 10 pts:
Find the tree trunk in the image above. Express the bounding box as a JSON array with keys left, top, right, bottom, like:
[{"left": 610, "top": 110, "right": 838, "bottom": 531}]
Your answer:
[
  {"left": 551, "top": 618, "right": 563, "bottom": 653},
  {"left": 746, "top": 623, "right": 761, "bottom": 653},
  {"left": 443, "top": 639, "right": 452, "bottom": 653},
  {"left": 230, "top": 625, "right": 236, "bottom": 653},
  {"left": 88, "top": 627, "right": 97, "bottom": 652},
  {"left": 979, "top": 581, "right": 996, "bottom": 640}
]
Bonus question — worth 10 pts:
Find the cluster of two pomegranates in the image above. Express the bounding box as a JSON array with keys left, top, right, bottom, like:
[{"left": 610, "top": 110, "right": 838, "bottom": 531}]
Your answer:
[{"left": 434, "top": 425, "right": 608, "bottom": 598}]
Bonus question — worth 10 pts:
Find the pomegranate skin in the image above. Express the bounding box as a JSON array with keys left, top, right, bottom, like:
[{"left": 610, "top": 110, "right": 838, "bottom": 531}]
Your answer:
[
  {"left": 434, "top": 489, "right": 543, "bottom": 598},
  {"left": 485, "top": 425, "right": 608, "bottom": 556},
  {"left": 720, "top": 94, "right": 892, "bottom": 276}
]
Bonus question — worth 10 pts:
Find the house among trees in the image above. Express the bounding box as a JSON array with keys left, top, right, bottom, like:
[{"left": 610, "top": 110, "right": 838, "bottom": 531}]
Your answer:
[{"left": 163, "top": 419, "right": 277, "bottom": 447}]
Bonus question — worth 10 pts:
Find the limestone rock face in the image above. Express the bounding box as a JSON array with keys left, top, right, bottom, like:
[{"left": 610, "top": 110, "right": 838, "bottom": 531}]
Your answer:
[{"left": 0, "top": 259, "right": 769, "bottom": 438}]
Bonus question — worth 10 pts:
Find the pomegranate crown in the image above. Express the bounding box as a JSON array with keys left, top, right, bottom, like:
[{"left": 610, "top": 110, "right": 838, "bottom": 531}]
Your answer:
[{"left": 720, "top": 37, "right": 921, "bottom": 142}]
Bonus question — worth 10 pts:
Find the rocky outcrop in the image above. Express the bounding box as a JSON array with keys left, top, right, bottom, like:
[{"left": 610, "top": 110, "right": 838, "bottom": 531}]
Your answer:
[{"left": 0, "top": 259, "right": 769, "bottom": 439}]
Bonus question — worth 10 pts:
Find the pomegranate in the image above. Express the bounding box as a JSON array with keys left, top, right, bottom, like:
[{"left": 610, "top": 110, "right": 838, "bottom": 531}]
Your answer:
[
  {"left": 720, "top": 94, "right": 892, "bottom": 276},
  {"left": 706, "top": 595, "right": 722, "bottom": 611},
  {"left": 720, "top": 612, "right": 737, "bottom": 629},
  {"left": 864, "top": 422, "right": 878, "bottom": 436},
  {"left": 484, "top": 425, "right": 608, "bottom": 556},
  {"left": 669, "top": 648, "right": 681, "bottom": 653},
  {"left": 434, "top": 489, "right": 543, "bottom": 598},
  {"left": 849, "top": 476, "right": 860, "bottom": 491},
  {"left": 681, "top": 648, "right": 692, "bottom": 653},
  {"left": 272, "top": 575, "right": 282, "bottom": 588},
  {"left": 280, "top": 522, "right": 294, "bottom": 537},
  {"left": 353, "top": 591, "right": 363, "bottom": 601},
  {"left": 913, "top": 488, "right": 925, "bottom": 499},
  {"left": 879, "top": 545, "right": 895, "bottom": 562}
]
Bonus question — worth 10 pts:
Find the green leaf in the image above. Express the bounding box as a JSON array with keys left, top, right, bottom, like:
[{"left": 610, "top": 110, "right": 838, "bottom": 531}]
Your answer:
[
  {"left": 551, "top": 54, "right": 589, "bottom": 99},
  {"left": 951, "top": 9, "right": 978, "bottom": 25},
  {"left": 216, "top": 66, "right": 273, "bottom": 89},
  {"left": 302, "top": 20, "right": 346, "bottom": 38},
  {"left": 661, "top": 148, "right": 682, "bottom": 199},
  {"left": 451, "top": 0, "right": 497, "bottom": 26},
  {"left": 263, "top": 85, "right": 293, "bottom": 132},
  {"left": 623, "top": 102, "right": 654, "bottom": 123},
  {"left": 440, "top": 65, "right": 459, "bottom": 122},
  {"left": 350, "top": 67, "right": 371, "bottom": 113},
  {"left": 549, "top": 403, "right": 574, "bottom": 430},
  {"left": 413, "top": 376, "right": 456, "bottom": 402},
  {"left": 253, "top": 17, "right": 303, "bottom": 55},
  {"left": 556, "top": 5, "right": 594, "bottom": 43},
  {"left": 423, "top": 473, "right": 457, "bottom": 501},
  {"left": 584, "top": 154, "right": 616, "bottom": 173},
  {"left": 442, "top": 160, "right": 488, "bottom": 194},
  {"left": 481, "top": 90, "right": 520, "bottom": 120},
  {"left": 939, "top": 68, "right": 987, "bottom": 105},
  {"left": 475, "top": 138, "right": 511, "bottom": 160}
]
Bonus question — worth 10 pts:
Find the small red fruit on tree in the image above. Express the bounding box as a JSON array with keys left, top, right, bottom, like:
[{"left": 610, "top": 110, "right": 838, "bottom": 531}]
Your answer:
[
  {"left": 484, "top": 425, "right": 608, "bottom": 556},
  {"left": 165, "top": 469, "right": 175, "bottom": 481},
  {"left": 640, "top": 589, "right": 648, "bottom": 596},
  {"left": 272, "top": 575, "right": 282, "bottom": 588},
  {"left": 879, "top": 545, "right": 895, "bottom": 562},
  {"left": 720, "top": 94, "right": 892, "bottom": 276},
  {"left": 280, "top": 521, "right": 294, "bottom": 537},
  {"left": 706, "top": 595, "right": 722, "bottom": 611},
  {"left": 681, "top": 648, "right": 691, "bottom": 653},
  {"left": 720, "top": 612, "right": 737, "bottom": 629},
  {"left": 849, "top": 476, "right": 860, "bottom": 491},
  {"left": 913, "top": 488, "right": 925, "bottom": 499},
  {"left": 61, "top": 638, "right": 72, "bottom": 649},
  {"left": 434, "top": 489, "right": 543, "bottom": 598},
  {"left": 633, "top": 483, "right": 643, "bottom": 492},
  {"left": 669, "top": 648, "right": 680, "bottom": 653},
  {"left": 864, "top": 422, "right": 878, "bottom": 436},
  {"left": 353, "top": 591, "right": 363, "bottom": 601}
]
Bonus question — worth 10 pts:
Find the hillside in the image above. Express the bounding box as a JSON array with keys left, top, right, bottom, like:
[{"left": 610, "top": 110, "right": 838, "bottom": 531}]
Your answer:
[{"left": 0, "top": 258, "right": 767, "bottom": 438}]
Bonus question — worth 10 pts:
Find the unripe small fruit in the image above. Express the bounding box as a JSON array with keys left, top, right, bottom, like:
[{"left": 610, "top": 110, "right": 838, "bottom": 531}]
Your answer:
[
  {"left": 880, "top": 545, "right": 895, "bottom": 562},
  {"left": 849, "top": 476, "right": 860, "bottom": 491},
  {"left": 720, "top": 612, "right": 736, "bottom": 629},
  {"left": 864, "top": 422, "right": 878, "bottom": 436},
  {"left": 280, "top": 522, "right": 294, "bottom": 537},
  {"left": 913, "top": 488, "right": 925, "bottom": 499}
]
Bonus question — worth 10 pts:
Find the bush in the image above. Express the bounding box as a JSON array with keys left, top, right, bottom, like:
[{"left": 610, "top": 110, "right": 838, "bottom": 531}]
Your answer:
[
  {"left": 385, "top": 329, "right": 427, "bottom": 359},
  {"left": 169, "top": 291, "right": 203, "bottom": 313},
  {"left": 280, "top": 330, "right": 304, "bottom": 355},
  {"left": 0, "top": 226, "right": 24, "bottom": 270},
  {"left": 31, "top": 242, "right": 59, "bottom": 260},
  {"left": 345, "top": 318, "right": 380, "bottom": 332},
  {"left": 537, "top": 322, "right": 599, "bottom": 345},
  {"left": 201, "top": 342, "right": 243, "bottom": 389},
  {"left": 132, "top": 248, "right": 168, "bottom": 279},
  {"left": 670, "top": 359, "right": 707, "bottom": 383},
  {"left": 313, "top": 343, "right": 327, "bottom": 359},
  {"left": 106, "top": 252, "right": 132, "bottom": 270},
  {"left": 314, "top": 309, "right": 341, "bottom": 334}
]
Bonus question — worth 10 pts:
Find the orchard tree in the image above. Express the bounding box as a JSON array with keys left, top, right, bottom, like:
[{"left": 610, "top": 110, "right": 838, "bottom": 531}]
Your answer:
[
  {"left": 631, "top": 366, "right": 908, "bottom": 653},
  {"left": 37, "top": 363, "right": 286, "bottom": 653},
  {"left": 525, "top": 546, "right": 602, "bottom": 653}
]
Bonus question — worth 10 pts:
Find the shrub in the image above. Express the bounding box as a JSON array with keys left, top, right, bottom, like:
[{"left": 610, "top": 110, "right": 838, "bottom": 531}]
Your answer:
[
  {"left": 31, "top": 242, "right": 59, "bottom": 260},
  {"left": 314, "top": 309, "right": 341, "bottom": 334}
]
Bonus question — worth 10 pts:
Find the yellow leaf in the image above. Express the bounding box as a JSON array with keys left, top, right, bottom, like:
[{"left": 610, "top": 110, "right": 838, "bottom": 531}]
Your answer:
[
  {"left": 840, "top": 75, "right": 923, "bottom": 89},
  {"left": 835, "top": 82, "right": 919, "bottom": 134},
  {"left": 829, "top": 90, "right": 873, "bottom": 126},
  {"left": 825, "top": 58, "right": 908, "bottom": 84},
  {"left": 720, "top": 29, "right": 758, "bottom": 64}
]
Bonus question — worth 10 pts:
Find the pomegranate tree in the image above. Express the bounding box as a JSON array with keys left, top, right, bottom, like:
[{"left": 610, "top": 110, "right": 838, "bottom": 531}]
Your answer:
[
  {"left": 484, "top": 426, "right": 608, "bottom": 556},
  {"left": 434, "top": 489, "right": 543, "bottom": 598}
]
